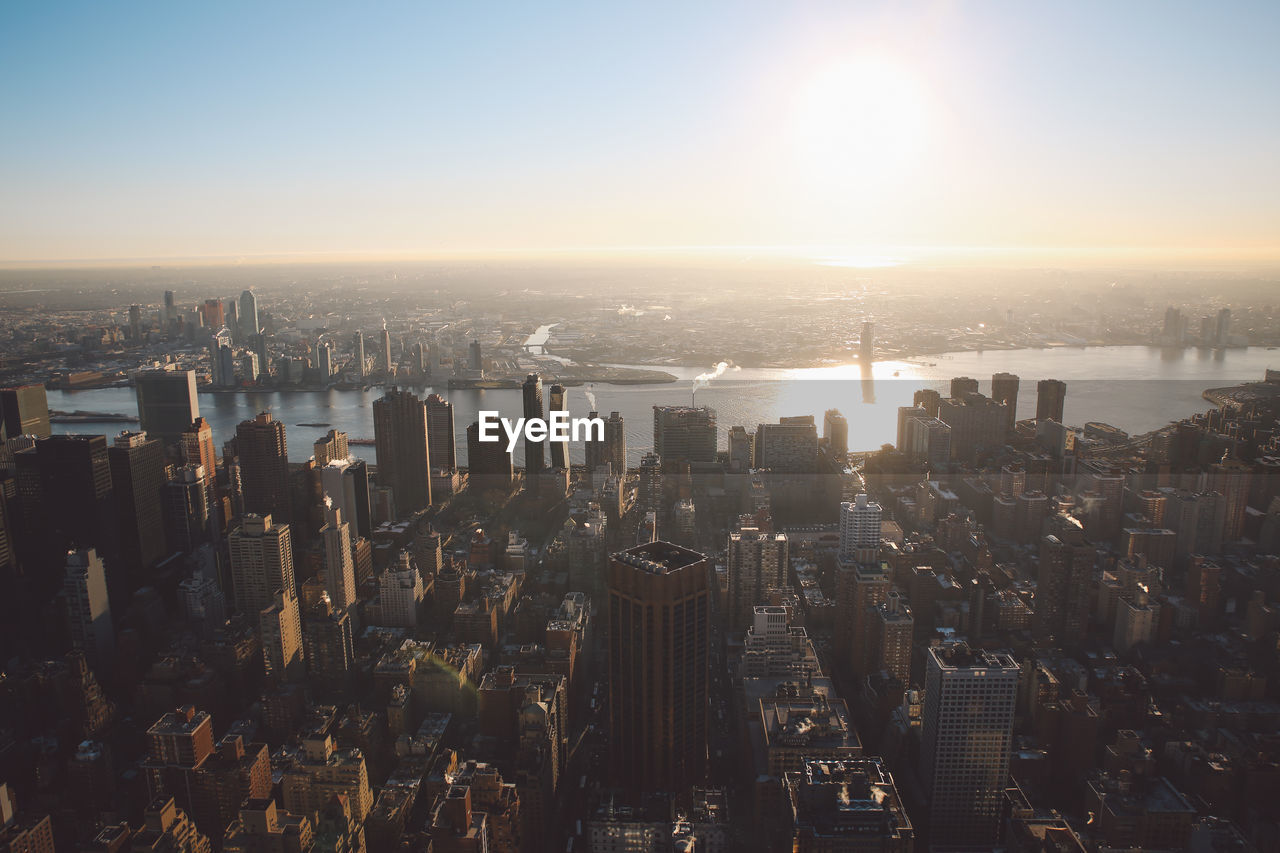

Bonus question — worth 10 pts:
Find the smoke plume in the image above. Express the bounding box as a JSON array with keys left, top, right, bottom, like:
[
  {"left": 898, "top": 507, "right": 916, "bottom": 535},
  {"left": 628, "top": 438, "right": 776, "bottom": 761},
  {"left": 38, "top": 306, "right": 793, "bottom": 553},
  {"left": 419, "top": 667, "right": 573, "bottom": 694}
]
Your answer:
[{"left": 692, "top": 360, "right": 739, "bottom": 392}]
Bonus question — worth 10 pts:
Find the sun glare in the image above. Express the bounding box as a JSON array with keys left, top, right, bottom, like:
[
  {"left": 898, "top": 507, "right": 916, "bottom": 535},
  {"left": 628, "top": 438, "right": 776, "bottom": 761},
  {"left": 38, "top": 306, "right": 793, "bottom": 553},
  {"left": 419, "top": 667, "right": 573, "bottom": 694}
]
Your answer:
[{"left": 791, "top": 54, "right": 931, "bottom": 191}]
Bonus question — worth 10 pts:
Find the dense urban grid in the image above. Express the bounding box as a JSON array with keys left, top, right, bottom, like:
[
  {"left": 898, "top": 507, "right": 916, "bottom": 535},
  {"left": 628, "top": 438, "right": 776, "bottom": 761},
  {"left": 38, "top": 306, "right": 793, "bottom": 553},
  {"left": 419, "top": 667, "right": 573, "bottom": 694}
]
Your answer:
[{"left": 2, "top": 279, "right": 1280, "bottom": 853}]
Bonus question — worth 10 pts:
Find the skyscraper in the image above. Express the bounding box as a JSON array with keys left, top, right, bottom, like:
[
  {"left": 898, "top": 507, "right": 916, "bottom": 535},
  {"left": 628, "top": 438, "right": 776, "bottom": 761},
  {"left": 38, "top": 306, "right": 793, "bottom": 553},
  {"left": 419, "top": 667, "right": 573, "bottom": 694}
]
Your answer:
[
  {"left": 228, "top": 514, "right": 295, "bottom": 616},
  {"left": 0, "top": 384, "right": 51, "bottom": 440},
  {"left": 838, "top": 494, "right": 881, "bottom": 563},
  {"left": 372, "top": 389, "right": 432, "bottom": 515},
  {"left": 726, "top": 527, "right": 789, "bottom": 630},
  {"left": 823, "top": 409, "right": 848, "bottom": 458},
  {"left": 260, "top": 587, "right": 305, "bottom": 683},
  {"left": 938, "top": 393, "right": 1009, "bottom": 462},
  {"left": 653, "top": 406, "right": 717, "bottom": 468},
  {"left": 859, "top": 320, "right": 874, "bottom": 363},
  {"left": 425, "top": 394, "right": 457, "bottom": 472},
  {"left": 951, "top": 376, "right": 979, "bottom": 398},
  {"left": 465, "top": 421, "right": 514, "bottom": 492},
  {"left": 1036, "top": 379, "right": 1067, "bottom": 422},
  {"left": 320, "top": 505, "right": 356, "bottom": 610},
  {"left": 63, "top": 548, "right": 114, "bottom": 668},
  {"left": 755, "top": 416, "right": 819, "bottom": 473},
  {"left": 135, "top": 370, "right": 200, "bottom": 447},
  {"left": 991, "top": 372, "right": 1020, "bottom": 427},
  {"left": 108, "top": 431, "right": 169, "bottom": 579},
  {"left": 1034, "top": 514, "right": 1094, "bottom": 643},
  {"left": 380, "top": 324, "right": 392, "bottom": 375},
  {"left": 547, "top": 384, "right": 569, "bottom": 469},
  {"left": 468, "top": 338, "right": 482, "bottom": 371},
  {"left": 128, "top": 304, "right": 142, "bottom": 342},
  {"left": 162, "top": 290, "right": 176, "bottom": 332},
  {"left": 870, "top": 591, "right": 913, "bottom": 686},
  {"left": 608, "top": 541, "right": 709, "bottom": 794},
  {"left": 522, "top": 374, "right": 545, "bottom": 482},
  {"left": 353, "top": 332, "right": 366, "bottom": 379},
  {"left": 919, "top": 644, "right": 1019, "bottom": 845},
  {"left": 235, "top": 413, "right": 291, "bottom": 523},
  {"left": 238, "top": 290, "right": 259, "bottom": 338},
  {"left": 164, "top": 465, "right": 211, "bottom": 554},
  {"left": 320, "top": 458, "right": 372, "bottom": 540}
]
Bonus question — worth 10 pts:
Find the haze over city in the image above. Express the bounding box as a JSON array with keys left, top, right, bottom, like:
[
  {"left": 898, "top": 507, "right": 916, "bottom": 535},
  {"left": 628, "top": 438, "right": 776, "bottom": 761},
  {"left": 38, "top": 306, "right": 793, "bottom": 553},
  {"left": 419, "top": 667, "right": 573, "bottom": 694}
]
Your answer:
[
  {"left": 4, "top": 3, "right": 1280, "bottom": 853},
  {"left": 2, "top": 0, "right": 1278, "bottom": 265}
]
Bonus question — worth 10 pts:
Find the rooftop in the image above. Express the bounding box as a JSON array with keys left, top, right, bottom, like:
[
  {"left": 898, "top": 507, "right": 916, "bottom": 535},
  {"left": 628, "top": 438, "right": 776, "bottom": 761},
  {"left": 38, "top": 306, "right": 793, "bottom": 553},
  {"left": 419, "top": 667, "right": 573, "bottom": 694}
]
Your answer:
[{"left": 613, "top": 541, "right": 706, "bottom": 574}]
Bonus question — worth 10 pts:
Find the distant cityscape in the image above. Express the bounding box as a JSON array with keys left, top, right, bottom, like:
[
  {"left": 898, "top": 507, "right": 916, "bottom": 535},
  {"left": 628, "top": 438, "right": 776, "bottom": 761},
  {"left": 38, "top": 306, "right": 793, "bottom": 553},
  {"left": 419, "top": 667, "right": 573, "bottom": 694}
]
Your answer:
[{"left": 2, "top": 276, "right": 1280, "bottom": 852}]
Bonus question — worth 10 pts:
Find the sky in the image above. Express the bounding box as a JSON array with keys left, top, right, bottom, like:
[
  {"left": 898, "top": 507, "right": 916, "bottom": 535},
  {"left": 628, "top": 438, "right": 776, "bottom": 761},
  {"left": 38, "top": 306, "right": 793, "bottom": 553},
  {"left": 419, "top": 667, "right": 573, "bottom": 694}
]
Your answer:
[{"left": 1, "top": 0, "right": 1278, "bottom": 264}]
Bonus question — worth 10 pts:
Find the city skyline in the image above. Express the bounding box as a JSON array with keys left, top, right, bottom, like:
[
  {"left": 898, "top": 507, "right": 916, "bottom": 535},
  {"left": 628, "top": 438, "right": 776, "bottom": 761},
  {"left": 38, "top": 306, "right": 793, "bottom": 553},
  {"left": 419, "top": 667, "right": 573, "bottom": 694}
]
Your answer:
[{"left": 2, "top": 1, "right": 1278, "bottom": 264}]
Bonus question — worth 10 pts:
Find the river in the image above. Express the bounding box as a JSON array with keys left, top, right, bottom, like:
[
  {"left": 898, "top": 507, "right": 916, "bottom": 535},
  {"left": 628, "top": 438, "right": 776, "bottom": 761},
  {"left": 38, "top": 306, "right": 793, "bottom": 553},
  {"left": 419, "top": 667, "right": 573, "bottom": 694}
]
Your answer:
[{"left": 48, "top": 345, "right": 1279, "bottom": 466}]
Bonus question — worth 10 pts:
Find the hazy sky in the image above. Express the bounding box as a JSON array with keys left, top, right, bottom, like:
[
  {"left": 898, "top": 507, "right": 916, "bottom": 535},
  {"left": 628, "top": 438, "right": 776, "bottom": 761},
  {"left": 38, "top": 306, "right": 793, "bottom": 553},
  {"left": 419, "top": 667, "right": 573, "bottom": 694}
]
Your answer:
[{"left": 2, "top": 1, "right": 1278, "bottom": 263}]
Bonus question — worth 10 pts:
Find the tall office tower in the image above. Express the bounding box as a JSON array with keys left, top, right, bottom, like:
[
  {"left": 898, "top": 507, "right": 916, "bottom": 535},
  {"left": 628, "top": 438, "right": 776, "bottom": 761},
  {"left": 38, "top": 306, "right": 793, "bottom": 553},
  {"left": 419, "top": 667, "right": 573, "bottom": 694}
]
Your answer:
[
  {"left": 600, "top": 411, "right": 626, "bottom": 474},
  {"left": 823, "top": 409, "right": 848, "bottom": 458},
  {"left": 163, "top": 290, "right": 176, "bottom": 331},
  {"left": 913, "top": 388, "right": 941, "bottom": 418},
  {"left": 584, "top": 410, "right": 605, "bottom": 474},
  {"left": 202, "top": 298, "right": 225, "bottom": 329},
  {"left": 372, "top": 389, "right": 431, "bottom": 515},
  {"left": 136, "top": 370, "right": 200, "bottom": 447},
  {"left": 755, "top": 416, "right": 819, "bottom": 472},
  {"left": 225, "top": 299, "right": 238, "bottom": 341},
  {"left": 838, "top": 494, "right": 882, "bottom": 563},
  {"left": 128, "top": 304, "right": 142, "bottom": 342},
  {"left": 938, "top": 394, "right": 1009, "bottom": 461},
  {"left": 919, "top": 644, "right": 1019, "bottom": 845},
  {"left": 638, "top": 453, "right": 663, "bottom": 515},
  {"left": 951, "top": 376, "right": 979, "bottom": 398},
  {"left": 607, "top": 541, "right": 709, "bottom": 793},
  {"left": 316, "top": 341, "right": 333, "bottom": 378},
  {"left": 468, "top": 338, "right": 483, "bottom": 371},
  {"left": 0, "top": 384, "right": 51, "bottom": 440},
  {"left": 211, "top": 329, "right": 237, "bottom": 388},
  {"left": 238, "top": 290, "right": 259, "bottom": 338},
  {"left": 313, "top": 429, "right": 349, "bottom": 468},
  {"left": 251, "top": 333, "right": 270, "bottom": 379},
  {"left": 991, "top": 372, "right": 1020, "bottom": 427},
  {"left": 320, "top": 505, "right": 356, "bottom": 609},
  {"left": 426, "top": 394, "right": 457, "bottom": 471},
  {"left": 108, "top": 431, "right": 168, "bottom": 578},
  {"left": 522, "top": 374, "right": 545, "bottom": 481},
  {"left": 727, "top": 425, "right": 754, "bottom": 472},
  {"left": 896, "top": 406, "right": 929, "bottom": 452},
  {"left": 859, "top": 320, "right": 875, "bottom": 363},
  {"left": 260, "top": 588, "right": 305, "bottom": 683},
  {"left": 1209, "top": 455, "right": 1251, "bottom": 542},
  {"left": 465, "top": 421, "right": 514, "bottom": 491},
  {"left": 908, "top": 417, "right": 952, "bottom": 470},
  {"left": 228, "top": 514, "right": 295, "bottom": 616},
  {"left": 304, "top": 593, "right": 354, "bottom": 688},
  {"left": 1036, "top": 379, "right": 1067, "bottom": 422},
  {"left": 1034, "top": 514, "right": 1094, "bottom": 643},
  {"left": 548, "top": 384, "right": 569, "bottom": 469},
  {"left": 63, "top": 548, "right": 114, "bottom": 667},
  {"left": 1016, "top": 490, "right": 1050, "bottom": 544},
  {"left": 726, "top": 527, "right": 789, "bottom": 630},
  {"left": 653, "top": 406, "right": 718, "bottom": 467},
  {"left": 1215, "top": 307, "right": 1231, "bottom": 346},
  {"left": 379, "top": 325, "right": 393, "bottom": 375},
  {"left": 15, "top": 435, "right": 118, "bottom": 600},
  {"left": 181, "top": 418, "right": 218, "bottom": 478},
  {"left": 835, "top": 558, "right": 891, "bottom": 677},
  {"left": 786, "top": 758, "right": 914, "bottom": 852},
  {"left": 320, "top": 458, "right": 371, "bottom": 540},
  {"left": 165, "top": 465, "right": 211, "bottom": 553},
  {"left": 235, "top": 413, "right": 291, "bottom": 523},
  {"left": 411, "top": 340, "right": 427, "bottom": 375},
  {"left": 871, "top": 591, "right": 913, "bottom": 686},
  {"left": 353, "top": 332, "right": 366, "bottom": 379}
]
